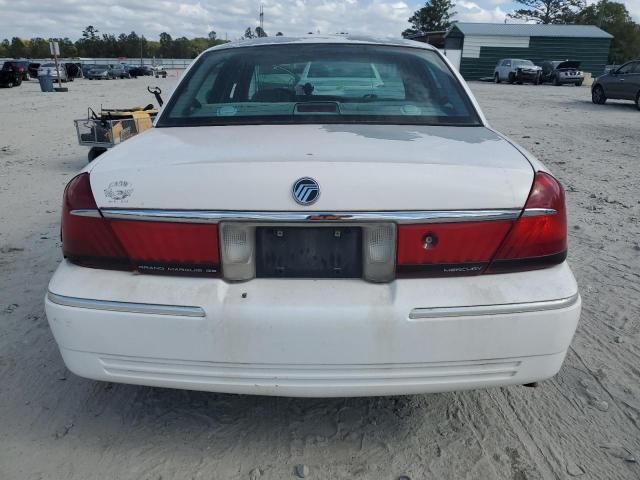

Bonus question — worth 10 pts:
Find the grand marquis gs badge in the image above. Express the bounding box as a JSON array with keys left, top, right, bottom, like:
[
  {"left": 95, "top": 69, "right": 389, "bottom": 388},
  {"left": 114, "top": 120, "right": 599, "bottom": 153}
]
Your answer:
[{"left": 104, "top": 180, "right": 133, "bottom": 202}]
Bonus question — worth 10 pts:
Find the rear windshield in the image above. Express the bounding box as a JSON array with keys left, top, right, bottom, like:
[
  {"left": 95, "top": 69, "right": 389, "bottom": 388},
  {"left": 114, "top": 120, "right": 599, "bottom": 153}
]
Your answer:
[{"left": 158, "top": 44, "right": 481, "bottom": 127}]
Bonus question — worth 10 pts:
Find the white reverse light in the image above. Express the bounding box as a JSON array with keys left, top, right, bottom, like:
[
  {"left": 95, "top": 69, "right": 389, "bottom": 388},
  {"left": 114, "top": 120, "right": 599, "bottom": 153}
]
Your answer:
[
  {"left": 363, "top": 224, "right": 396, "bottom": 282},
  {"left": 220, "top": 224, "right": 255, "bottom": 281}
]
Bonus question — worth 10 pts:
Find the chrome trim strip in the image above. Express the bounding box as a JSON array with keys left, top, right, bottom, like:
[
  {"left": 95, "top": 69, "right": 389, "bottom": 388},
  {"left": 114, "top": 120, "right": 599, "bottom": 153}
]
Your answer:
[
  {"left": 70, "top": 209, "right": 102, "bottom": 218},
  {"left": 409, "top": 293, "right": 579, "bottom": 320},
  {"left": 100, "top": 209, "right": 522, "bottom": 225},
  {"left": 47, "top": 292, "right": 205, "bottom": 318},
  {"left": 522, "top": 208, "right": 557, "bottom": 217}
]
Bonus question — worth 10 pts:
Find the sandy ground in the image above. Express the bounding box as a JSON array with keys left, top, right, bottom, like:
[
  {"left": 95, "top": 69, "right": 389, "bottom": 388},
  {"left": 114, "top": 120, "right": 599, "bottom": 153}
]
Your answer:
[{"left": 0, "top": 76, "right": 639, "bottom": 480}]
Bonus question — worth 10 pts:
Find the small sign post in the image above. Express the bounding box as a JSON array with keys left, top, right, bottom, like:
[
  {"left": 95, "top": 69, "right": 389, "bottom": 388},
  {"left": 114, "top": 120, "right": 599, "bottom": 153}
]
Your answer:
[{"left": 49, "top": 40, "right": 63, "bottom": 89}]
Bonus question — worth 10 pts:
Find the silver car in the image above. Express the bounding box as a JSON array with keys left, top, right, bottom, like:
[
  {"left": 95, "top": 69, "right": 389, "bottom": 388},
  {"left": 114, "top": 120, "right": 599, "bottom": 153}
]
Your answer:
[
  {"left": 541, "top": 60, "right": 584, "bottom": 86},
  {"left": 37, "top": 63, "right": 68, "bottom": 82},
  {"left": 494, "top": 58, "right": 542, "bottom": 85},
  {"left": 592, "top": 60, "right": 640, "bottom": 110}
]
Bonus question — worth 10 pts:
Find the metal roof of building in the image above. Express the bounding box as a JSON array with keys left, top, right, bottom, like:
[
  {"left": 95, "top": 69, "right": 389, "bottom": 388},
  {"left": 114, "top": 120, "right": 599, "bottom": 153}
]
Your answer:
[{"left": 448, "top": 23, "right": 613, "bottom": 39}]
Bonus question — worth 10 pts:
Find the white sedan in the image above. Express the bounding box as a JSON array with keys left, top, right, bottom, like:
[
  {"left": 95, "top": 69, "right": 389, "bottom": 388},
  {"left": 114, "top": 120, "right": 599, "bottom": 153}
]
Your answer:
[{"left": 45, "top": 36, "right": 581, "bottom": 397}]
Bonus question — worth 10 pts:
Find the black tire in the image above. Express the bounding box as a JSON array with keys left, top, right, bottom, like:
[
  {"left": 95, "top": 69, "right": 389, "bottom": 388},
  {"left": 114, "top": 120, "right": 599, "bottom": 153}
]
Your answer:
[
  {"left": 494, "top": 73, "right": 501, "bottom": 84},
  {"left": 88, "top": 147, "right": 107, "bottom": 162},
  {"left": 554, "top": 75, "right": 561, "bottom": 86},
  {"left": 592, "top": 85, "right": 607, "bottom": 104},
  {"left": 575, "top": 80, "right": 583, "bottom": 87},
  {"left": 508, "top": 72, "right": 515, "bottom": 84},
  {"left": 636, "top": 91, "right": 640, "bottom": 111},
  {"left": 6, "top": 81, "right": 13, "bottom": 88}
]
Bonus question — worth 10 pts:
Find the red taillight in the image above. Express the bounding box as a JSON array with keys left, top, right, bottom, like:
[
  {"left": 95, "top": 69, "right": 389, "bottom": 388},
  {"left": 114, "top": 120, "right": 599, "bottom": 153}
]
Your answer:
[
  {"left": 396, "top": 221, "right": 513, "bottom": 276},
  {"left": 62, "top": 174, "right": 129, "bottom": 268},
  {"left": 61, "top": 173, "right": 220, "bottom": 276},
  {"left": 110, "top": 221, "right": 219, "bottom": 275},
  {"left": 488, "top": 172, "right": 567, "bottom": 272},
  {"left": 396, "top": 171, "right": 567, "bottom": 277}
]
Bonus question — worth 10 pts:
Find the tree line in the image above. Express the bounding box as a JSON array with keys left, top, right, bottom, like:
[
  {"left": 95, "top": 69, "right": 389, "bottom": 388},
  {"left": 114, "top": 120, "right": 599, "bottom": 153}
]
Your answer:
[
  {"left": 0, "top": 25, "right": 290, "bottom": 60},
  {"left": 403, "top": 0, "right": 640, "bottom": 63},
  {"left": 0, "top": 26, "right": 231, "bottom": 59}
]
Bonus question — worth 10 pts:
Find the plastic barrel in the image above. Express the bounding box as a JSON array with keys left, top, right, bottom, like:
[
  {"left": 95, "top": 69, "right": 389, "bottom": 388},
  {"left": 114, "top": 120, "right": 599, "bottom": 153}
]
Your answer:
[{"left": 39, "top": 74, "right": 54, "bottom": 92}]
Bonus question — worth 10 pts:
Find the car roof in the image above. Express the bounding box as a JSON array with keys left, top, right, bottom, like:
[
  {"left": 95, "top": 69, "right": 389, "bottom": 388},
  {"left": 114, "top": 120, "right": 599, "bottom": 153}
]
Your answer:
[{"left": 203, "top": 35, "right": 436, "bottom": 54}]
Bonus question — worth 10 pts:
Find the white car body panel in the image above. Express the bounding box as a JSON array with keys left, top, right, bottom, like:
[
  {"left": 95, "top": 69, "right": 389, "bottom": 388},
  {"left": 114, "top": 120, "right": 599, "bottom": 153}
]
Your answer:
[
  {"left": 46, "top": 36, "right": 580, "bottom": 397},
  {"left": 46, "top": 261, "right": 580, "bottom": 397},
  {"left": 89, "top": 125, "right": 533, "bottom": 211}
]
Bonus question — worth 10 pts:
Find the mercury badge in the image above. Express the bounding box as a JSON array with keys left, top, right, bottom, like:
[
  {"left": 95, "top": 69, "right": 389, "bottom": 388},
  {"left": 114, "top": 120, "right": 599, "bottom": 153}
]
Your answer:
[{"left": 292, "top": 177, "right": 320, "bottom": 205}]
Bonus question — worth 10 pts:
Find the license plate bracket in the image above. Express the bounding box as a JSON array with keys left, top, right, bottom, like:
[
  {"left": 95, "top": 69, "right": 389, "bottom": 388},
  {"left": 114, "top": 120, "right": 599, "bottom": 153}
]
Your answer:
[{"left": 255, "top": 226, "right": 362, "bottom": 278}]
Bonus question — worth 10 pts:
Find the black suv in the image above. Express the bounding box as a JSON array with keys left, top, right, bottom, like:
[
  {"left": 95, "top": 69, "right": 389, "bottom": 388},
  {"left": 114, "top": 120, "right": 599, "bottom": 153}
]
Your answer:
[
  {"left": 3, "top": 60, "right": 30, "bottom": 81},
  {"left": 0, "top": 61, "right": 24, "bottom": 87}
]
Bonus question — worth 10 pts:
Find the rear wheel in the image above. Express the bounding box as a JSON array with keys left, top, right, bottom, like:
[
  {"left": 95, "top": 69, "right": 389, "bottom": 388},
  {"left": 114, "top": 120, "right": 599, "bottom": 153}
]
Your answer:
[
  {"left": 592, "top": 85, "right": 607, "bottom": 104},
  {"left": 88, "top": 147, "right": 107, "bottom": 162},
  {"left": 494, "top": 73, "right": 500, "bottom": 84},
  {"left": 636, "top": 91, "right": 640, "bottom": 111},
  {"left": 508, "top": 72, "right": 515, "bottom": 84}
]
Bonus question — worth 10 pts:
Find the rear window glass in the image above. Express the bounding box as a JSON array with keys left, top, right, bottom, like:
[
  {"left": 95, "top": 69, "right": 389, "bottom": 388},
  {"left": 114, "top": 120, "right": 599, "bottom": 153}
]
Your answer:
[{"left": 158, "top": 44, "right": 480, "bottom": 127}]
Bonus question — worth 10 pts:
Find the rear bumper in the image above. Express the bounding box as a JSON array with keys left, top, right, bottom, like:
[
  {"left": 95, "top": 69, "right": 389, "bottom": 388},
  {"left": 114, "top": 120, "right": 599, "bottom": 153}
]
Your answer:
[
  {"left": 46, "top": 261, "right": 581, "bottom": 397},
  {"left": 557, "top": 75, "right": 584, "bottom": 83}
]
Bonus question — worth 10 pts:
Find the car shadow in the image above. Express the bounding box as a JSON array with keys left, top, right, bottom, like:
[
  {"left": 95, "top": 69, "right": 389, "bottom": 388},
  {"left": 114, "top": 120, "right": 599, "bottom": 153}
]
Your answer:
[{"left": 555, "top": 97, "right": 638, "bottom": 112}]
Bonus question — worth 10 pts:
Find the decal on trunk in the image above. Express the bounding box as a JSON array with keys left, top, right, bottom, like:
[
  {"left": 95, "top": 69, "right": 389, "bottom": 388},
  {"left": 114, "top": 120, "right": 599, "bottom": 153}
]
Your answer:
[{"left": 104, "top": 180, "right": 133, "bottom": 202}]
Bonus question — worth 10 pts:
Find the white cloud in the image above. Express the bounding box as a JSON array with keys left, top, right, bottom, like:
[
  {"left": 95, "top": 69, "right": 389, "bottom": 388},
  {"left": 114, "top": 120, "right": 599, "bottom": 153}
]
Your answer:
[
  {"left": 0, "top": 0, "right": 414, "bottom": 41},
  {"left": 625, "top": 0, "right": 640, "bottom": 21},
  {"left": 1, "top": 0, "right": 635, "bottom": 43},
  {"left": 457, "top": 1, "right": 507, "bottom": 23}
]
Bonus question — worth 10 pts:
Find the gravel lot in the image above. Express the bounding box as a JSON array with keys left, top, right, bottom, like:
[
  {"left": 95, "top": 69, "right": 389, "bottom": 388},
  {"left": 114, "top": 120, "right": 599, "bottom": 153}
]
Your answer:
[{"left": 0, "top": 77, "right": 639, "bottom": 480}]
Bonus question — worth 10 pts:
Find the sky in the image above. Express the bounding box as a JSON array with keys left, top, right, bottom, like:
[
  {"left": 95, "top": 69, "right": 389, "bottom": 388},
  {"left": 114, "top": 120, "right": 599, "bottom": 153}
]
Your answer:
[{"left": 0, "top": 0, "right": 638, "bottom": 42}]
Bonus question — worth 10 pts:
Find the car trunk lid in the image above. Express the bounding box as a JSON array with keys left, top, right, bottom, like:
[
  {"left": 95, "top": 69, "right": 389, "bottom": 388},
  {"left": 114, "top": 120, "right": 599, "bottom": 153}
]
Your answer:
[{"left": 88, "top": 124, "right": 534, "bottom": 211}]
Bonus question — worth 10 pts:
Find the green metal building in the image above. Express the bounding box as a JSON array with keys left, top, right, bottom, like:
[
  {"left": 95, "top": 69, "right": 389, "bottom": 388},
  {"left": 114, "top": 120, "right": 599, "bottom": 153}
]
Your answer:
[{"left": 443, "top": 23, "right": 613, "bottom": 80}]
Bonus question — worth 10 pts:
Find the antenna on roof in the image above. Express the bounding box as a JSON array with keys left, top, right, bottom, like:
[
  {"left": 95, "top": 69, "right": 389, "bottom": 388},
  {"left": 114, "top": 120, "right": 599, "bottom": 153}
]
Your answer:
[{"left": 260, "top": 4, "right": 264, "bottom": 31}]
